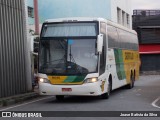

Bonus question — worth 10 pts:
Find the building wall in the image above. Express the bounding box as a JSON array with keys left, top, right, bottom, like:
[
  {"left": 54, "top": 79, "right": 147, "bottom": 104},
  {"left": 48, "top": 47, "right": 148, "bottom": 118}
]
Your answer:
[
  {"left": 0, "top": 0, "right": 29, "bottom": 98},
  {"left": 27, "top": 0, "right": 34, "bottom": 25},
  {"left": 111, "top": 0, "right": 132, "bottom": 28},
  {"left": 28, "top": 0, "right": 111, "bottom": 25},
  {"left": 133, "top": 10, "right": 160, "bottom": 72},
  {"left": 27, "top": 0, "right": 132, "bottom": 28},
  {"left": 28, "top": 0, "right": 128, "bottom": 22},
  {"left": 44, "top": 0, "right": 110, "bottom": 20}
]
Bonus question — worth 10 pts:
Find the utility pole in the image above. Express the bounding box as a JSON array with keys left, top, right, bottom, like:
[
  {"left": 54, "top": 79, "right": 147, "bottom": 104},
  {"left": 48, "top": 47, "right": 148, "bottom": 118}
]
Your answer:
[{"left": 34, "top": 0, "right": 39, "bottom": 35}]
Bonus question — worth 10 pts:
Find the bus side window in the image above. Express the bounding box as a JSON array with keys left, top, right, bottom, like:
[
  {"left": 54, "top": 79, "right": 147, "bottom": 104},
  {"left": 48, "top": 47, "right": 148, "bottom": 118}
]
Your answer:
[{"left": 107, "top": 25, "right": 119, "bottom": 48}]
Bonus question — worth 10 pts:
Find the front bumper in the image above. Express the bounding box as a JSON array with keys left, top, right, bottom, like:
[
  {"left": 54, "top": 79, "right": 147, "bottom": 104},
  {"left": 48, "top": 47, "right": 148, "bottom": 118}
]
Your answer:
[{"left": 39, "top": 82, "right": 102, "bottom": 96}]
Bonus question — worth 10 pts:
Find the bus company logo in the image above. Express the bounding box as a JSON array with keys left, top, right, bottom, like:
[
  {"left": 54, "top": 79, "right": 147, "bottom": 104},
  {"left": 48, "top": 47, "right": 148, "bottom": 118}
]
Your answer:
[{"left": 2, "top": 112, "right": 11, "bottom": 117}]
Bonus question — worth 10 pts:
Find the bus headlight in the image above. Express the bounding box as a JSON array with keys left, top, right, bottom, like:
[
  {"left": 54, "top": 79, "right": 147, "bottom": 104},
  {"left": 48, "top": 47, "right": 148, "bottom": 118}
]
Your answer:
[
  {"left": 84, "top": 78, "right": 98, "bottom": 83},
  {"left": 39, "top": 78, "right": 50, "bottom": 83}
]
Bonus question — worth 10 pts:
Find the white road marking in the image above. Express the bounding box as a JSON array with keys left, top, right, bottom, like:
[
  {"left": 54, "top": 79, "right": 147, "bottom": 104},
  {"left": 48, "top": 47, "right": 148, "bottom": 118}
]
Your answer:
[
  {"left": 151, "top": 96, "right": 160, "bottom": 109},
  {"left": 0, "top": 96, "right": 54, "bottom": 111}
]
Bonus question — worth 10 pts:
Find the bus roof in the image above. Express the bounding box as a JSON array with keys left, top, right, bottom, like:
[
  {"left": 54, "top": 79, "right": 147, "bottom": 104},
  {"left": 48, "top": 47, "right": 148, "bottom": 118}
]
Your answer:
[
  {"left": 45, "top": 17, "right": 104, "bottom": 23},
  {"left": 45, "top": 17, "right": 137, "bottom": 35}
]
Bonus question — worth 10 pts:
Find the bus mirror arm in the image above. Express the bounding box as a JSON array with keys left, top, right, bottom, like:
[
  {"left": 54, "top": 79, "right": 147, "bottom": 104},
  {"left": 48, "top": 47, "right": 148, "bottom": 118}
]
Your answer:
[{"left": 97, "top": 34, "right": 103, "bottom": 54}]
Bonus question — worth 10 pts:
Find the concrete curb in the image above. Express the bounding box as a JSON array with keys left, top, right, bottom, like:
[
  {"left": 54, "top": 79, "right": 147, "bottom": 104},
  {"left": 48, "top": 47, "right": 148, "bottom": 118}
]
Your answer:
[{"left": 0, "top": 92, "right": 39, "bottom": 107}]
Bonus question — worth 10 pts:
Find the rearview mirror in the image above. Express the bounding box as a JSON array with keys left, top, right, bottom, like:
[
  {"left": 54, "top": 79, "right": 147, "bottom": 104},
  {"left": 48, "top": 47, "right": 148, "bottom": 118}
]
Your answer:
[{"left": 97, "top": 34, "right": 103, "bottom": 53}]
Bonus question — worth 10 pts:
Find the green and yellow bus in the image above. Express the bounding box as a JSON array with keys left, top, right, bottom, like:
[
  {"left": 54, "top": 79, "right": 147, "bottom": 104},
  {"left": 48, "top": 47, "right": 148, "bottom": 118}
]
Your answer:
[{"left": 38, "top": 18, "right": 140, "bottom": 100}]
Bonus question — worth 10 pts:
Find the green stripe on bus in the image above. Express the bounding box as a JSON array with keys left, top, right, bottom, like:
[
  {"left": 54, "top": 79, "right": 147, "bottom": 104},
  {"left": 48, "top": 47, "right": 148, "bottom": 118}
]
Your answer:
[
  {"left": 63, "top": 76, "right": 85, "bottom": 83},
  {"left": 114, "top": 49, "right": 126, "bottom": 80}
]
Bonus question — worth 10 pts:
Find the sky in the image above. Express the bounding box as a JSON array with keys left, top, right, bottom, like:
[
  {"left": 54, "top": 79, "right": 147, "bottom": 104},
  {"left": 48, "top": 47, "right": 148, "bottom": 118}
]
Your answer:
[{"left": 131, "top": 0, "right": 160, "bottom": 10}]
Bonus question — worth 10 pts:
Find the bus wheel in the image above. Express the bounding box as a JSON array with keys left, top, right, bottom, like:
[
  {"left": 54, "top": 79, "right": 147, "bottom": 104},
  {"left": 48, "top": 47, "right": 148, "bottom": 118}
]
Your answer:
[
  {"left": 101, "top": 81, "right": 111, "bottom": 99},
  {"left": 126, "top": 73, "right": 135, "bottom": 89},
  {"left": 56, "top": 95, "right": 64, "bottom": 101}
]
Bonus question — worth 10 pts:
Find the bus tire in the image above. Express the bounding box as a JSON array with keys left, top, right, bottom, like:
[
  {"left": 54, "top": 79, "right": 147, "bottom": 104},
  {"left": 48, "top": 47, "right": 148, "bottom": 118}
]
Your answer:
[
  {"left": 101, "top": 81, "right": 111, "bottom": 99},
  {"left": 56, "top": 95, "right": 64, "bottom": 101},
  {"left": 126, "top": 73, "right": 135, "bottom": 89}
]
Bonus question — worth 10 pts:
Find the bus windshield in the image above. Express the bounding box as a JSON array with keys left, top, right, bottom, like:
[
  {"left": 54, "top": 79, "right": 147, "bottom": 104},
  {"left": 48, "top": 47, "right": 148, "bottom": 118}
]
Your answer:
[{"left": 39, "top": 39, "right": 98, "bottom": 75}]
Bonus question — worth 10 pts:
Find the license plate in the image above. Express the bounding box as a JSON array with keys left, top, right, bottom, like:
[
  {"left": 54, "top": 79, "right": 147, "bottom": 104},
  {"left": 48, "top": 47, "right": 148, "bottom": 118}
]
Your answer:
[{"left": 62, "top": 88, "right": 72, "bottom": 92}]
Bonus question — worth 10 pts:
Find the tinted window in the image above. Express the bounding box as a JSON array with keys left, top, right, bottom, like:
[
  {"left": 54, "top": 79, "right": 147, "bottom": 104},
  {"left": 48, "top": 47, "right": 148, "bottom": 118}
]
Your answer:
[
  {"left": 107, "top": 25, "right": 119, "bottom": 48},
  {"left": 107, "top": 25, "right": 138, "bottom": 50},
  {"left": 42, "top": 22, "right": 98, "bottom": 37}
]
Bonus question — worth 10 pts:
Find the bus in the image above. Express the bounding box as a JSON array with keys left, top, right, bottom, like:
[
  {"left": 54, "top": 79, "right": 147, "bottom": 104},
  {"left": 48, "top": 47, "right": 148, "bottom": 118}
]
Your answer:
[{"left": 38, "top": 17, "right": 140, "bottom": 100}]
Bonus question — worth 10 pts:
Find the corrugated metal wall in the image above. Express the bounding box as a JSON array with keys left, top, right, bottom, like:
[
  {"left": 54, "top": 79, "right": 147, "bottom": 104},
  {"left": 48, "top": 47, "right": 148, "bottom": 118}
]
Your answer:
[{"left": 0, "top": 0, "right": 27, "bottom": 98}]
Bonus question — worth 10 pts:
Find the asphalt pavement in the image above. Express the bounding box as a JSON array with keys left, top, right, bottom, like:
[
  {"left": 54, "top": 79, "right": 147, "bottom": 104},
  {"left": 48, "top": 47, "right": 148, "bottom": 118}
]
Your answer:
[{"left": 0, "top": 75, "right": 160, "bottom": 120}]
